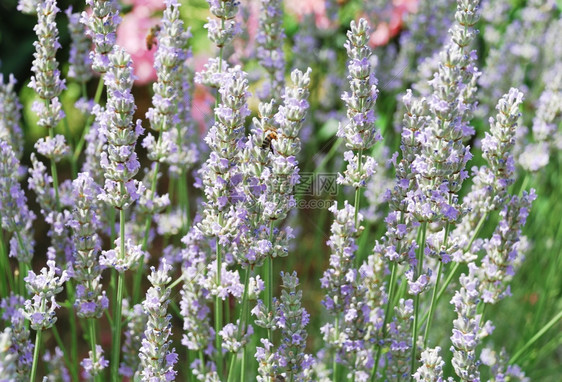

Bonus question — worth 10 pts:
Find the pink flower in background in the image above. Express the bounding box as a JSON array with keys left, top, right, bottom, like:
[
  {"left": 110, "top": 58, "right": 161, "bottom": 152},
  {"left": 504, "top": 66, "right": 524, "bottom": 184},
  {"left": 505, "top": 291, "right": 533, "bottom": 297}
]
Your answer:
[
  {"left": 122, "top": 0, "right": 165, "bottom": 13},
  {"left": 369, "top": 0, "right": 419, "bottom": 46},
  {"left": 285, "top": 0, "right": 332, "bottom": 29},
  {"left": 117, "top": 0, "right": 165, "bottom": 85},
  {"left": 193, "top": 55, "right": 214, "bottom": 134},
  {"left": 231, "top": 0, "right": 260, "bottom": 63}
]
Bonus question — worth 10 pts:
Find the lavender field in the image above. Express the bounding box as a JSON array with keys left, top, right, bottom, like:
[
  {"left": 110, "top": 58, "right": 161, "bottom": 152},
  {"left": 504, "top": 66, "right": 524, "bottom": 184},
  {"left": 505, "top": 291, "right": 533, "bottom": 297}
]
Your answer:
[{"left": 0, "top": 0, "right": 561, "bottom": 381}]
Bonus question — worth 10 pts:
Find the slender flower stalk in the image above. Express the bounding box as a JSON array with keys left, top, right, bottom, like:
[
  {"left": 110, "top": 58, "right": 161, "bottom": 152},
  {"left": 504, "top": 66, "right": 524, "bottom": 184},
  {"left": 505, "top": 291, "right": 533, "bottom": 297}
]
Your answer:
[
  {"left": 74, "top": 0, "right": 121, "bottom": 166},
  {"left": 65, "top": 7, "right": 93, "bottom": 84},
  {"left": 407, "top": 0, "right": 482, "bottom": 374},
  {"left": 256, "top": 0, "right": 286, "bottom": 101},
  {"left": 97, "top": 46, "right": 143, "bottom": 381},
  {"left": 198, "top": 66, "right": 249, "bottom": 377},
  {"left": 264, "top": 67, "right": 311, "bottom": 342},
  {"left": 329, "top": 18, "right": 380, "bottom": 381},
  {"left": 450, "top": 264, "right": 489, "bottom": 382},
  {"left": 68, "top": 173, "right": 108, "bottom": 380},
  {"left": 24, "top": 261, "right": 69, "bottom": 382},
  {"left": 81, "top": 0, "right": 121, "bottom": 75},
  {"left": 477, "top": 190, "right": 536, "bottom": 305},
  {"left": 29, "top": 0, "right": 67, "bottom": 214},
  {"left": 1, "top": 294, "right": 33, "bottom": 381},
  {"left": 29, "top": 0, "right": 66, "bottom": 131},
  {"left": 338, "top": 19, "right": 381, "bottom": 247},
  {"left": 138, "top": 260, "right": 178, "bottom": 380},
  {"left": 118, "top": 300, "right": 147, "bottom": 378},
  {"left": 197, "top": 0, "right": 242, "bottom": 375},
  {"left": 134, "top": 0, "right": 192, "bottom": 304},
  {"left": 276, "top": 272, "right": 313, "bottom": 380}
]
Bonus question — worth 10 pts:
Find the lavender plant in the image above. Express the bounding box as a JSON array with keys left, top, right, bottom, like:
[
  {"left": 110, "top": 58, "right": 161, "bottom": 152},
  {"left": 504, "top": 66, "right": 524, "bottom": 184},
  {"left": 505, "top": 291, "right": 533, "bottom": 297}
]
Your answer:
[{"left": 0, "top": 0, "right": 559, "bottom": 381}]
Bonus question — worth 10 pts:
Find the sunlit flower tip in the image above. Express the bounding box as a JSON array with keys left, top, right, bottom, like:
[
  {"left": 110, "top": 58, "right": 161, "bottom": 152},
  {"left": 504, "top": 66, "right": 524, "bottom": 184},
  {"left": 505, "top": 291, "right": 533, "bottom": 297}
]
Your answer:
[
  {"left": 34, "top": 134, "right": 70, "bottom": 162},
  {"left": 413, "top": 347, "right": 445, "bottom": 382},
  {"left": 139, "top": 259, "right": 177, "bottom": 381},
  {"left": 80, "top": 345, "right": 109, "bottom": 378},
  {"left": 81, "top": 0, "right": 122, "bottom": 74},
  {"left": 24, "top": 261, "right": 68, "bottom": 330},
  {"left": 99, "top": 237, "right": 145, "bottom": 273}
]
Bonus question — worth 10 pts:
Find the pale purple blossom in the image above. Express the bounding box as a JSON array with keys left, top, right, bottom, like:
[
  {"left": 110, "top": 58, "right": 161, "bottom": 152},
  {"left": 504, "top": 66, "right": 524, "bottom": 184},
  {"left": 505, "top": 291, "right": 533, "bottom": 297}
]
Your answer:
[{"left": 139, "top": 260, "right": 178, "bottom": 381}]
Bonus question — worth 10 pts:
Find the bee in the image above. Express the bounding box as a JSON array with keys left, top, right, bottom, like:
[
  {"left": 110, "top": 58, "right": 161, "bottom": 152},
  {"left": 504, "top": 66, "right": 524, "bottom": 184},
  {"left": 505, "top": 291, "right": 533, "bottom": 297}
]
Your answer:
[
  {"left": 274, "top": 375, "right": 286, "bottom": 382},
  {"left": 261, "top": 128, "right": 278, "bottom": 153},
  {"left": 146, "top": 25, "right": 161, "bottom": 50}
]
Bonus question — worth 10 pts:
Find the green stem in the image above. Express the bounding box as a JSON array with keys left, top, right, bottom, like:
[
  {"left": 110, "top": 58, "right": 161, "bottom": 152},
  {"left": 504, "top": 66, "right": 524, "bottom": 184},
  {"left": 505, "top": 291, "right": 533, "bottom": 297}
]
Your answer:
[
  {"left": 0, "top": 228, "right": 12, "bottom": 295},
  {"left": 89, "top": 319, "right": 100, "bottom": 382},
  {"left": 29, "top": 329, "right": 43, "bottom": 382},
  {"left": 371, "top": 261, "right": 398, "bottom": 381},
  {"left": 215, "top": 235, "right": 224, "bottom": 378},
  {"left": 226, "top": 351, "right": 237, "bottom": 381},
  {"left": 19, "top": 260, "right": 30, "bottom": 298},
  {"left": 316, "top": 140, "right": 342, "bottom": 174},
  {"left": 73, "top": 76, "right": 104, "bottom": 165},
  {"left": 66, "top": 282, "right": 78, "bottom": 378},
  {"left": 410, "top": 222, "right": 427, "bottom": 380},
  {"left": 509, "top": 309, "right": 562, "bottom": 365},
  {"left": 517, "top": 173, "right": 529, "bottom": 197},
  {"left": 111, "top": 273, "right": 124, "bottom": 381},
  {"left": 422, "top": 216, "right": 451, "bottom": 344},
  {"left": 48, "top": 128, "right": 61, "bottom": 210},
  {"left": 179, "top": 171, "right": 191, "bottom": 233},
  {"left": 51, "top": 325, "right": 78, "bottom": 382},
  {"left": 241, "top": 346, "right": 246, "bottom": 381},
  {"left": 420, "top": 212, "right": 489, "bottom": 328},
  {"left": 353, "top": 148, "right": 363, "bottom": 268},
  {"left": 227, "top": 268, "right": 250, "bottom": 382},
  {"left": 265, "top": 221, "right": 274, "bottom": 342},
  {"left": 423, "top": 261, "right": 443, "bottom": 347},
  {"left": 111, "top": 207, "right": 126, "bottom": 381},
  {"left": 332, "top": 316, "right": 339, "bottom": 382},
  {"left": 133, "top": 160, "right": 161, "bottom": 304}
]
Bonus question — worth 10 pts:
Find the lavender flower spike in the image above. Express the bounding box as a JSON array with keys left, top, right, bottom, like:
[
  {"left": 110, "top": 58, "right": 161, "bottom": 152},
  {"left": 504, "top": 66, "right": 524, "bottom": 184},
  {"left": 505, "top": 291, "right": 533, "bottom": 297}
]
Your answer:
[
  {"left": 81, "top": 0, "right": 121, "bottom": 74},
  {"left": 139, "top": 260, "right": 178, "bottom": 381},
  {"left": 450, "top": 264, "right": 487, "bottom": 382},
  {"left": 339, "top": 18, "right": 381, "bottom": 152},
  {"left": 24, "top": 260, "right": 69, "bottom": 330},
  {"left": 275, "top": 271, "right": 313, "bottom": 380},
  {"left": 413, "top": 347, "right": 447, "bottom": 382},
  {"left": 144, "top": 0, "right": 191, "bottom": 163},
  {"left": 262, "top": 68, "right": 312, "bottom": 222},
  {"left": 0, "top": 141, "right": 36, "bottom": 263},
  {"left": 69, "top": 173, "right": 108, "bottom": 319},
  {"left": 338, "top": 18, "right": 381, "bottom": 189},
  {"left": 205, "top": 0, "right": 241, "bottom": 48},
  {"left": 0, "top": 74, "right": 25, "bottom": 159},
  {"left": 81, "top": 345, "right": 109, "bottom": 379},
  {"left": 98, "top": 47, "right": 144, "bottom": 210},
  {"left": 411, "top": 0, "right": 481, "bottom": 224},
  {"left": 29, "top": 0, "right": 66, "bottom": 130},
  {"left": 17, "top": 0, "right": 39, "bottom": 15},
  {"left": 198, "top": 66, "right": 250, "bottom": 240},
  {"left": 481, "top": 88, "right": 524, "bottom": 206},
  {"left": 1, "top": 294, "right": 33, "bottom": 380},
  {"left": 66, "top": 7, "right": 93, "bottom": 83},
  {"left": 478, "top": 190, "right": 536, "bottom": 304},
  {"left": 256, "top": 0, "right": 286, "bottom": 100},
  {"left": 387, "top": 299, "right": 415, "bottom": 381}
]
